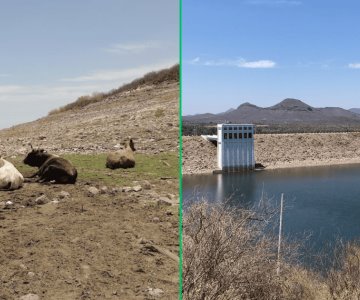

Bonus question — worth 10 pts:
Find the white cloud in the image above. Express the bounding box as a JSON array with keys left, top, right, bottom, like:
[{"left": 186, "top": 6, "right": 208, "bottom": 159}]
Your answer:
[
  {"left": 191, "top": 57, "right": 276, "bottom": 69},
  {"left": 104, "top": 41, "right": 161, "bottom": 54},
  {"left": 239, "top": 60, "right": 276, "bottom": 68},
  {"left": 0, "top": 85, "right": 24, "bottom": 93},
  {"left": 60, "top": 61, "right": 177, "bottom": 82},
  {"left": 0, "top": 61, "right": 178, "bottom": 105},
  {"left": 349, "top": 63, "right": 360, "bottom": 69},
  {"left": 189, "top": 57, "right": 200, "bottom": 64},
  {"left": 245, "top": 0, "right": 302, "bottom": 5}
]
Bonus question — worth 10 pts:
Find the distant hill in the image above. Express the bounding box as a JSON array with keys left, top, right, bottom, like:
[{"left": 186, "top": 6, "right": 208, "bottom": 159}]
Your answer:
[
  {"left": 350, "top": 108, "right": 360, "bottom": 114},
  {"left": 183, "top": 98, "right": 360, "bottom": 126}
]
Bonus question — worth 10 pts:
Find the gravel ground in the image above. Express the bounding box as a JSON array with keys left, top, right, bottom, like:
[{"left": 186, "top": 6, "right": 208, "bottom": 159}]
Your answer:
[{"left": 183, "top": 132, "right": 360, "bottom": 174}]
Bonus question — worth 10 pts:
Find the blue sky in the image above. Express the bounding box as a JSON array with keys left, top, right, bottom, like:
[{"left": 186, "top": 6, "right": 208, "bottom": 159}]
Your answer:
[
  {"left": 0, "top": 0, "right": 178, "bottom": 129},
  {"left": 183, "top": 0, "right": 360, "bottom": 115}
]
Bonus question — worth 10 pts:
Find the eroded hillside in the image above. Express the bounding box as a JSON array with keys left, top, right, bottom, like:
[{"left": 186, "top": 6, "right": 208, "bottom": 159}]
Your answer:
[{"left": 0, "top": 81, "right": 179, "bottom": 157}]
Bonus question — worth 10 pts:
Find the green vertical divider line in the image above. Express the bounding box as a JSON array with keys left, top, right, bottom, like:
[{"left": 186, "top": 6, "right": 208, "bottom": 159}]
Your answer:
[{"left": 178, "top": 0, "right": 183, "bottom": 298}]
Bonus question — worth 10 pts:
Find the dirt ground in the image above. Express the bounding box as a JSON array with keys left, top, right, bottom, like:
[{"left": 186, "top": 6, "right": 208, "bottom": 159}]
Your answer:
[
  {"left": 0, "top": 173, "right": 178, "bottom": 300},
  {"left": 0, "top": 81, "right": 179, "bottom": 299},
  {"left": 183, "top": 132, "right": 360, "bottom": 174}
]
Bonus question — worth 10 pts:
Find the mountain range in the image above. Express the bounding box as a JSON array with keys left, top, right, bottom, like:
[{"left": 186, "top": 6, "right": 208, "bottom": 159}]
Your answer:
[{"left": 183, "top": 99, "right": 360, "bottom": 125}]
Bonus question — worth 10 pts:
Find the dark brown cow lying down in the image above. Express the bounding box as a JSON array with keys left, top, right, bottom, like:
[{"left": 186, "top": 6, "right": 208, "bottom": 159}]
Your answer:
[{"left": 24, "top": 148, "right": 77, "bottom": 184}]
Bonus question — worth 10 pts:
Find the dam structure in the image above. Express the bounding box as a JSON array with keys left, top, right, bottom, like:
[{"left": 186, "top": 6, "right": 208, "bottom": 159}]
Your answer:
[{"left": 216, "top": 124, "right": 255, "bottom": 171}]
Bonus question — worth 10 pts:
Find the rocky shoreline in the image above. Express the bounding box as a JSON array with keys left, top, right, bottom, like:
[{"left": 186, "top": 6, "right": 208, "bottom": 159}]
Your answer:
[{"left": 183, "top": 132, "right": 360, "bottom": 175}]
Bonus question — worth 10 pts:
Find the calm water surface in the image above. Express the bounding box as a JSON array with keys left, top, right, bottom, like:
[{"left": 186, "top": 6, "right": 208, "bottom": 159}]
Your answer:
[{"left": 183, "top": 164, "right": 360, "bottom": 266}]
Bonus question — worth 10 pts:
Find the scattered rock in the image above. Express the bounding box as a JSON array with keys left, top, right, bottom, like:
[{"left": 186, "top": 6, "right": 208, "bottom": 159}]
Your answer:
[
  {"left": 35, "top": 195, "right": 49, "bottom": 205},
  {"left": 133, "top": 185, "right": 142, "bottom": 192},
  {"left": 100, "top": 186, "right": 108, "bottom": 194},
  {"left": 122, "top": 186, "right": 133, "bottom": 193},
  {"left": 59, "top": 191, "right": 70, "bottom": 199},
  {"left": 142, "top": 180, "right": 151, "bottom": 190},
  {"left": 147, "top": 287, "right": 164, "bottom": 297},
  {"left": 157, "top": 197, "right": 173, "bottom": 206},
  {"left": 4, "top": 201, "right": 14, "bottom": 209},
  {"left": 167, "top": 193, "right": 176, "bottom": 200},
  {"left": 87, "top": 187, "right": 99, "bottom": 196},
  {"left": 139, "top": 238, "right": 152, "bottom": 245},
  {"left": 20, "top": 294, "right": 40, "bottom": 300},
  {"left": 27, "top": 271, "right": 35, "bottom": 277},
  {"left": 152, "top": 217, "right": 160, "bottom": 223}
]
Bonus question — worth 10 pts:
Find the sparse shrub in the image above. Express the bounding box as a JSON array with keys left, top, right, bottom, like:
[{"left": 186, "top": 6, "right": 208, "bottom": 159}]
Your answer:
[
  {"left": 155, "top": 108, "right": 165, "bottom": 118},
  {"left": 326, "top": 241, "right": 360, "bottom": 300},
  {"left": 183, "top": 201, "right": 331, "bottom": 300},
  {"left": 49, "top": 64, "right": 179, "bottom": 115},
  {"left": 183, "top": 201, "right": 286, "bottom": 299}
]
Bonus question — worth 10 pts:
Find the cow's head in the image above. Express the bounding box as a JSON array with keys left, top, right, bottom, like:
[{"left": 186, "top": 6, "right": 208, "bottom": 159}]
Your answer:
[{"left": 23, "top": 146, "right": 48, "bottom": 167}]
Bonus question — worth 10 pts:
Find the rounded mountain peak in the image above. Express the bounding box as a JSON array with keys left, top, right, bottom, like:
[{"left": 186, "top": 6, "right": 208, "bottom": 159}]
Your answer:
[
  {"left": 237, "top": 102, "right": 259, "bottom": 109},
  {"left": 270, "top": 98, "right": 314, "bottom": 111}
]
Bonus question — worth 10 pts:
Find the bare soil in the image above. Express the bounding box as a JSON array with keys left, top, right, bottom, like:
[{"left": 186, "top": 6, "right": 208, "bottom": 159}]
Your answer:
[
  {"left": 0, "top": 82, "right": 179, "bottom": 300},
  {"left": 183, "top": 132, "right": 360, "bottom": 174}
]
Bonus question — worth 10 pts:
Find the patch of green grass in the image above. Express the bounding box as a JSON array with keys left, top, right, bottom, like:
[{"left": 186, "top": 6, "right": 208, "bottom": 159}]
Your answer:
[{"left": 10, "top": 152, "right": 178, "bottom": 186}]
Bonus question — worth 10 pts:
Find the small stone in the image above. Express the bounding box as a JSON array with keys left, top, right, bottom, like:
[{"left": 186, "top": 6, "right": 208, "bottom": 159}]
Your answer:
[
  {"left": 35, "top": 195, "right": 49, "bottom": 205},
  {"left": 142, "top": 180, "right": 151, "bottom": 190},
  {"left": 139, "top": 238, "right": 151, "bottom": 244},
  {"left": 166, "top": 211, "right": 173, "bottom": 216},
  {"left": 100, "top": 186, "right": 108, "bottom": 194},
  {"left": 147, "top": 288, "right": 164, "bottom": 297},
  {"left": 152, "top": 217, "right": 160, "bottom": 223},
  {"left": 133, "top": 185, "right": 142, "bottom": 192},
  {"left": 110, "top": 187, "right": 120, "bottom": 195},
  {"left": 51, "top": 199, "right": 60, "bottom": 204},
  {"left": 20, "top": 294, "right": 40, "bottom": 300},
  {"left": 122, "top": 186, "right": 133, "bottom": 192},
  {"left": 157, "top": 197, "right": 173, "bottom": 206},
  {"left": 167, "top": 193, "right": 176, "bottom": 200},
  {"left": 5, "top": 201, "right": 14, "bottom": 209},
  {"left": 59, "top": 191, "right": 70, "bottom": 199},
  {"left": 27, "top": 271, "right": 35, "bottom": 277},
  {"left": 87, "top": 187, "right": 99, "bottom": 196}
]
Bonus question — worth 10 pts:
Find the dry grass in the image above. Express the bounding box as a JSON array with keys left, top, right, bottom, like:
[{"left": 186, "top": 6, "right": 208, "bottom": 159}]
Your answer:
[
  {"left": 49, "top": 64, "right": 179, "bottom": 115},
  {"left": 326, "top": 242, "right": 360, "bottom": 299},
  {"left": 183, "top": 201, "right": 293, "bottom": 299},
  {"left": 183, "top": 201, "right": 360, "bottom": 300}
]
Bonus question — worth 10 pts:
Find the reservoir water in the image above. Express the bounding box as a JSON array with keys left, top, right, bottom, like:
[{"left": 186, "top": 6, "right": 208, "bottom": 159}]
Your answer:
[{"left": 183, "top": 164, "right": 360, "bottom": 267}]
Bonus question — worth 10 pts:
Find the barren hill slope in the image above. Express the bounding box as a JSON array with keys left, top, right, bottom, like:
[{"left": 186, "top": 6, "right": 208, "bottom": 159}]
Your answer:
[{"left": 0, "top": 81, "right": 179, "bottom": 157}]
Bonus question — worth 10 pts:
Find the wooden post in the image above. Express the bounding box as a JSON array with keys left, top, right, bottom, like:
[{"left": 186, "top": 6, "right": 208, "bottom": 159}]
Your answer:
[{"left": 277, "top": 193, "right": 284, "bottom": 276}]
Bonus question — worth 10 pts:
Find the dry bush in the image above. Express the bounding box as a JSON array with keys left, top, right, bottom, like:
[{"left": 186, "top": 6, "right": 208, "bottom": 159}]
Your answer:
[
  {"left": 326, "top": 241, "right": 360, "bottom": 300},
  {"left": 182, "top": 201, "right": 331, "bottom": 300},
  {"left": 183, "top": 201, "right": 286, "bottom": 300},
  {"left": 155, "top": 108, "right": 165, "bottom": 118}
]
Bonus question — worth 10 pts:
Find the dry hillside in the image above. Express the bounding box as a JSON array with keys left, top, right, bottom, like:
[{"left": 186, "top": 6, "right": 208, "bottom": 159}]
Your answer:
[
  {"left": 0, "top": 81, "right": 179, "bottom": 157},
  {"left": 183, "top": 132, "right": 360, "bottom": 174}
]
